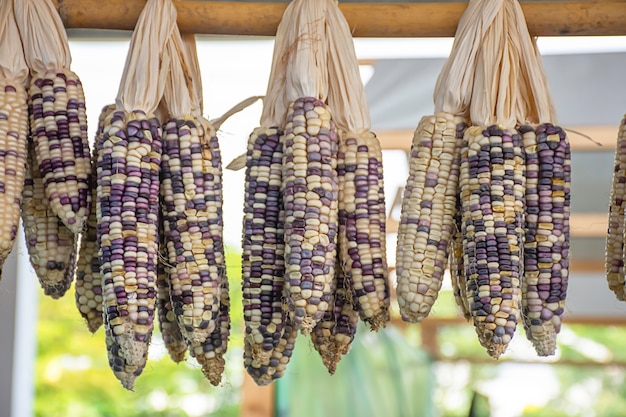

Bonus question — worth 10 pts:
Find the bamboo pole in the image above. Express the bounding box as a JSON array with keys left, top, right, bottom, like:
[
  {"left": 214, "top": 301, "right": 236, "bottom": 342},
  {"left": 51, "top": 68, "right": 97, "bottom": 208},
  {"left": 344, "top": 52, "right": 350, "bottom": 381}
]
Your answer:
[{"left": 55, "top": 0, "right": 626, "bottom": 37}]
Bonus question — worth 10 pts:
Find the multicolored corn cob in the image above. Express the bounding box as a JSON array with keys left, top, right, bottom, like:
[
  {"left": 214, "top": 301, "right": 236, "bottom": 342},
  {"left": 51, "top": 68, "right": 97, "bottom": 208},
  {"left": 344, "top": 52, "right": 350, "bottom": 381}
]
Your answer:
[
  {"left": 0, "top": 82, "right": 28, "bottom": 271},
  {"left": 242, "top": 126, "right": 286, "bottom": 363},
  {"left": 188, "top": 275, "right": 230, "bottom": 386},
  {"left": 521, "top": 123, "right": 570, "bottom": 356},
  {"left": 282, "top": 97, "right": 339, "bottom": 334},
  {"left": 606, "top": 116, "right": 626, "bottom": 300},
  {"left": 460, "top": 125, "right": 525, "bottom": 358},
  {"left": 22, "top": 143, "right": 77, "bottom": 298},
  {"left": 245, "top": 318, "right": 298, "bottom": 386},
  {"left": 98, "top": 110, "right": 161, "bottom": 389},
  {"left": 311, "top": 259, "right": 358, "bottom": 375},
  {"left": 156, "top": 214, "right": 187, "bottom": 363},
  {"left": 337, "top": 131, "right": 390, "bottom": 330},
  {"left": 75, "top": 104, "right": 114, "bottom": 332},
  {"left": 160, "top": 117, "right": 223, "bottom": 344},
  {"left": 396, "top": 113, "right": 466, "bottom": 322},
  {"left": 29, "top": 68, "right": 91, "bottom": 233}
]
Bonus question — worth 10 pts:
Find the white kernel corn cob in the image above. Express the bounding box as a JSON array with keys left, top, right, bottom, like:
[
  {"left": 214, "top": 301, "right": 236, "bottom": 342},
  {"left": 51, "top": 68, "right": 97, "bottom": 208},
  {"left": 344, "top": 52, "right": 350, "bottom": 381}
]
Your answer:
[
  {"left": 29, "top": 68, "right": 91, "bottom": 233},
  {"left": 0, "top": 81, "right": 28, "bottom": 271},
  {"left": 22, "top": 142, "right": 77, "bottom": 298},
  {"left": 282, "top": 97, "right": 339, "bottom": 334},
  {"left": 337, "top": 131, "right": 390, "bottom": 330},
  {"left": 396, "top": 113, "right": 466, "bottom": 322}
]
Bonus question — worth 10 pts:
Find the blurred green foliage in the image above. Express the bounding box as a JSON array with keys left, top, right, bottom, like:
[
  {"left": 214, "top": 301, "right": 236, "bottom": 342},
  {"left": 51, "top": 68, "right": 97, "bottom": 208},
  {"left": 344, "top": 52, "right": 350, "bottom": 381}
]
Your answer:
[{"left": 34, "top": 247, "right": 244, "bottom": 417}]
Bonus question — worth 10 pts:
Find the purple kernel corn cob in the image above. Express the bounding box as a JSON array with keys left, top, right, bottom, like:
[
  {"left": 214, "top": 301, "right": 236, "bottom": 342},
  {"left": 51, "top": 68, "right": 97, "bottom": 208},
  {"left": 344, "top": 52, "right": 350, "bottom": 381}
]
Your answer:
[
  {"left": 460, "top": 125, "right": 525, "bottom": 359},
  {"left": 188, "top": 274, "right": 230, "bottom": 386},
  {"left": 337, "top": 131, "right": 390, "bottom": 331},
  {"left": 282, "top": 97, "right": 339, "bottom": 334},
  {"left": 396, "top": 113, "right": 466, "bottom": 322},
  {"left": 160, "top": 117, "right": 223, "bottom": 344},
  {"left": 22, "top": 142, "right": 77, "bottom": 299},
  {"left": 0, "top": 82, "right": 28, "bottom": 272},
  {"left": 75, "top": 104, "right": 114, "bottom": 332},
  {"left": 245, "top": 317, "right": 298, "bottom": 386},
  {"left": 521, "top": 123, "right": 570, "bottom": 356},
  {"left": 242, "top": 126, "right": 286, "bottom": 363},
  {"left": 606, "top": 116, "right": 626, "bottom": 300},
  {"left": 97, "top": 109, "right": 161, "bottom": 390},
  {"left": 156, "top": 212, "right": 187, "bottom": 363},
  {"left": 311, "top": 259, "right": 359, "bottom": 375},
  {"left": 28, "top": 68, "right": 91, "bottom": 234}
]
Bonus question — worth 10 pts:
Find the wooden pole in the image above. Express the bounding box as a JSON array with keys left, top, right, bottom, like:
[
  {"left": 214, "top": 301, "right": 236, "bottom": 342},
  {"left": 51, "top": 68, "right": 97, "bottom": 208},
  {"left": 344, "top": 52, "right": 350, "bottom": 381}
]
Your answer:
[{"left": 55, "top": 0, "right": 626, "bottom": 37}]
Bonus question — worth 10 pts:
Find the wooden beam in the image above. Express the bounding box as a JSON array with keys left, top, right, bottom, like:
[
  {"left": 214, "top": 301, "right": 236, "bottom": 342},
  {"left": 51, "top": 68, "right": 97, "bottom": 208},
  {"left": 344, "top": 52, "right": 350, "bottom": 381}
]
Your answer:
[
  {"left": 54, "top": 1, "right": 626, "bottom": 37},
  {"left": 377, "top": 125, "right": 619, "bottom": 152}
]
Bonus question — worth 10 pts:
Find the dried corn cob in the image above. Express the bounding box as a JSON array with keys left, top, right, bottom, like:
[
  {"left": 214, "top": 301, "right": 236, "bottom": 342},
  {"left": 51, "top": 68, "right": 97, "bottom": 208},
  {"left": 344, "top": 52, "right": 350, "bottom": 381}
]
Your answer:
[
  {"left": 156, "top": 214, "right": 187, "bottom": 363},
  {"left": 311, "top": 259, "right": 359, "bottom": 375},
  {"left": 0, "top": 82, "right": 28, "bottom": 270},
  {"left": 160, "top": 117, "right": 223, "bottom": 343},
  {"left": 606, "top": 116, "right": 626, "bottom": 300},
  {"left": 460, "top": 125, "right": 525, "bottom": 358},
  {"left": 396, "top": 113, "right": 466, "bottom": 322},
  {"left": 282, "top": 97, "right": 339, "bottom": 334},
  {"left": 188, "top": 275, "right": 230, "bottom": 386},
  {"left": 242, "top": 126, "right": 286, "bottom": 363},
  {"left": 22, "top": 143, "right": 77, "bottom": 298},
  {"left": 245, "top": 318, "right": 298, "bottom": 386},
  {"left": 337, "top": 131, "right": 390, "bottom": 330},
  {"left": 29, "top": 68, "right": 91, "bottom": 233},
  {"left": 521, "top": 123, "right": 570, "bottom": 356},
  {"left": 75, "top": 104, "right": 115, "bottom": 332},
  {"left": 98, "top": 109, "right": 161, "bottom": 389}
]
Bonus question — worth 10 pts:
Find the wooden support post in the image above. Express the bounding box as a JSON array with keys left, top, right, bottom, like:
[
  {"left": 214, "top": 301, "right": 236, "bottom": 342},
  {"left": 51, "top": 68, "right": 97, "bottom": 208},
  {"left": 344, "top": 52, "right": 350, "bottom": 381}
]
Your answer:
[{"left": 241, "top": 373, "right": 274, "bottom": 417}]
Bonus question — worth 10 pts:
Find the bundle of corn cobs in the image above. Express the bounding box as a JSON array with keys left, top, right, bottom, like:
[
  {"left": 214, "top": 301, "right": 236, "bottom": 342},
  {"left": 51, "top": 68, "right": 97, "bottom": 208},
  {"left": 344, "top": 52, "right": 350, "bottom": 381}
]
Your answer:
[
  {"left": 231, "top": 0, "right": 390, "bottom": 384},
  {"left": 396, "top": 0, "right": 570, "bottom": 358}
]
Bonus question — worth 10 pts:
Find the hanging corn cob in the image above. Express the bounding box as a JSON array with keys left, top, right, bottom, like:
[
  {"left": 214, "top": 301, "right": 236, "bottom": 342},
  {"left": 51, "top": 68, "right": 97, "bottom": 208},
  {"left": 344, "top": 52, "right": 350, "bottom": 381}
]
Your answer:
[
  {"left": 188, "top": 276, "right": 230, "bottom": 386},
  {"left": 325, "top": 3, "right": 390, "bottom": 330},
  {"left": 0, "top": 0, "right": 29, "bottom": 275},
  {"left": 458, "top": 1, "right": 527, "bottom": 358},
  {"left": 394, "top": 0, "right": 504, "bottom": 323},
  {"left": 156, "top": 217, "right": 187, "bottom": 363},
  {"left": 244, "top": 319, "right": 298, "bottom": 386},
  {"left": 15, "top": 0, "right": 91, "bottom": 234},
  {"left": 160, "top": 30, "right": 226, "bottom": 345},
  {"left": 22, "top": 143, "right": 78, "bottom": 298},
  {"left": 75, "top": 104, "right": 115, "bottom": 332},
  {"left": 606, "top": 117, "right": 626, "bottom": 300},
  {"left": 460, "top": 125, "right": 525, "bottom": 358},
  {"left": 241, "top": 126, "right": 286, "bottom": 362},
  {"left": 510, "top": 0, "right": 570, "bottom": 356},
  {"left": 278, "top": 0, "right": 336, "bottom": 335},
  {"left": 97, "top": 0, "right": 175, "bottom": 389},
  {"left": 311, "top": 258, "right": 358, "bottom": 375}
]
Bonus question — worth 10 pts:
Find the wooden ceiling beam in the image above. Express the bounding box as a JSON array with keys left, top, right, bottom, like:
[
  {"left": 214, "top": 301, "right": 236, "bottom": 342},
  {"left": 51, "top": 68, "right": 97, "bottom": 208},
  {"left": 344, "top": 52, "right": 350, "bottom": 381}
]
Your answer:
[{"left": 54, "top": 1, "right": 626, "bottom": 37}]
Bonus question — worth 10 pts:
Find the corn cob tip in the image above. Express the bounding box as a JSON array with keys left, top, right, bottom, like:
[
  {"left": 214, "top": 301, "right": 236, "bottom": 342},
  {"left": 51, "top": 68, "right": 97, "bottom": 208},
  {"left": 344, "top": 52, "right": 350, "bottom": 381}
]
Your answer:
[
  {"left": 117, "top": 374, "right": 138, "bottom": 391},
  {"left": 317, "top": 342, "right": 350, "bottom": 375},
  {"left": 365, "top": 309, "right": 390, "bottom": 332},
  {"left": 532, "top": 338, "right": 557, "bottom": 357},
  {"left": 298, "top": 317, "right": 316, "bottom": 336},
  {"left": 86, "top": 319, "right": 103, "bottom": 334},
  {"left": 607, "top": 278, "right": 626, "bottom": 301},
  {"left": 198, "top": 357, "right": 226, "bottom": 386},
  {"left": 42, "top": 281, "right": 72, "bottom": 299}
]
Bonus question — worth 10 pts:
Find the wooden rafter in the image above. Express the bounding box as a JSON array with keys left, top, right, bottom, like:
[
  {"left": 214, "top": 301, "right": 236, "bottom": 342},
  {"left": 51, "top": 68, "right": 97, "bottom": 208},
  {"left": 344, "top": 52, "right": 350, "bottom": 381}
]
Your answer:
[{"left": 53, "top": 0, "right": 626, "bottom": 37}]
